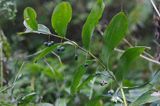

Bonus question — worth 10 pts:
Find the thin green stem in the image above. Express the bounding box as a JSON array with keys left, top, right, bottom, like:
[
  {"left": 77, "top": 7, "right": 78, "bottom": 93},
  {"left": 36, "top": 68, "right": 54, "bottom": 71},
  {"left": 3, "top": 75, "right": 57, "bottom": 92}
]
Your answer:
[
  {"left": 123, "top": 38, "right": 154, "bottom": 59},
  {"left": 0, "top": 62, "right": 25, "bottom": 93},
  {"left": 13, "top": 62, "right": 25, "bottom": 84},
  {"left": 26, "top": 32, "right": 160, "bottom": 105},
  {"left": 95, "top": 26, "right": 158, "bottom": 65},
  {"left": 0, "top": 27, "right": 3, "bottom": 88},
  {"left": 89, "top": 77, "right": 96, "bottom": 100},
  {"left": 51, "top": 51, "right": 63, "bottom": 65},
  {"left": 31, "top": 76, "right": 35, "bottom": 91},
  {"left": 49, "top": 33, "right": 117, "bottom": 82},
  {"left": 115, "top": 48, "right": 160, "bottom": 65},
  {"left": 120, "top": 84, "right": 128, "bottom": 106},
  {"left": 0, "top": 42, "right": 3, "bottom": 87}
]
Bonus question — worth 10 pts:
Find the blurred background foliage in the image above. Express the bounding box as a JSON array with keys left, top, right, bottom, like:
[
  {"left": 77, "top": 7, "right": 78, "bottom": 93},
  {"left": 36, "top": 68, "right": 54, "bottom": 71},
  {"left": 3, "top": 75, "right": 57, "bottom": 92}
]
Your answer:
[{"left": 0, "top": 0, "right": 160, "bottom": 106}]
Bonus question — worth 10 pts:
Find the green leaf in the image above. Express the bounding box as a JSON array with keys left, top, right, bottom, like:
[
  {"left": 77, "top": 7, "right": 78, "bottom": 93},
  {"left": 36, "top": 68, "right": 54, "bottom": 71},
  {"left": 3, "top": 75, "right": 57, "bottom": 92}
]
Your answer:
[
  {"left": 70, "top": 65, "right": 86, "bottom": 95},
  {"left": 82, "top": 0, "right": 105, "bottom": 49},
  {"left": 36, "top": 103, "right": 53, "bottom": 106},
  {"left": 77, "top": 74, "right": 95, "bottom": 91},
  {"left": 19, "top": 92, "right": 36, "bottom": 105},
  {"left": 22, "top": 21, "right": 51, "bottom": 35},
  {"left": 0, "top": 28, "right": 11, "bottom": 59},
  {"left": 128, "top": 0, "right": 152, "bottom": 32},
  {"left": 150, "top": 71, "right": 160, "bottom": 86},
  {"left": 51, "top": 2, "right": 72, "bottom": 37},
  {"left": 34, "top": 44, "right": 59, "bottom": 62},
  {"left": 0, "top": 101, "right": 14, "bottom": 106},
  {"left": 23, "top": 7, "right": 38, "bottom": 30},
  {"left": 55, "top": 98, "right": 68, "bottom": 106},
  {"left": 43, "top": 67, "right": 63, "bottom": 80},
  {"left": 120, "top": 47, "right": 146, "bottom": 66},
  {"left": 104, "top": 12, "right": 128, "bottom": 54},
  {"left": 86, "top": 97, "right": 103, "bottom": 106},
  {"left": 25, "top": 63, "right": 44, "bottom": 74},
  {"left": 116, "top": 46, "right": 145, "bottom": 81},
  {"left": 37, "top": 24, "right": 51, "bottom": 34},
  {"left": 130, "top": 90, "right": 160, "bottom": 106}
]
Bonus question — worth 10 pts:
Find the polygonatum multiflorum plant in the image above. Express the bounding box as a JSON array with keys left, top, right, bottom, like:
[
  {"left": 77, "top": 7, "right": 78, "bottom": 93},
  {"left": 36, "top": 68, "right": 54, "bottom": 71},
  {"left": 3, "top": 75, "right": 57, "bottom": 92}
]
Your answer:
[{"left": 20, "top": 0, "right": 160, "bottom": 105}]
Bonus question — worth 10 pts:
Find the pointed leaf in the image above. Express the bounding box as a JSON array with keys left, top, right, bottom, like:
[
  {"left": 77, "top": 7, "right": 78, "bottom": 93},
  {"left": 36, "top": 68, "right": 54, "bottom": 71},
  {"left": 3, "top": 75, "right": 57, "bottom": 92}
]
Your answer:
[
  {"left": 0, "top": 29, "right": 11, "bottom": 59},
  {"left": 23, "top": 7, "right": 38, "bottom": 30},
  {"left": 70, "top": 65, "right": 86, "bottom": 95},
  {"left": 43, "top": 67, "right": 63, "bottom": 80},
  {"left": 116, "top": 47, "right": 145, "bottom": 81},
  {"left": 51, "top": 2, "right": 72, "bottom": 37},
  {"left": 34, "top": 44, "right": 59, "bottom": 62},
  {"left": 77, "top": 74, "right": 95, "bottom": 91},
  {"left": 104, "top": 12, "right": 128, "bottom": 54},
  {"left": 82, "top": 0, "right": 105, "bottom": 49},
  {"left": 131, "top": 90, "right": 160, "bottom": 106}
]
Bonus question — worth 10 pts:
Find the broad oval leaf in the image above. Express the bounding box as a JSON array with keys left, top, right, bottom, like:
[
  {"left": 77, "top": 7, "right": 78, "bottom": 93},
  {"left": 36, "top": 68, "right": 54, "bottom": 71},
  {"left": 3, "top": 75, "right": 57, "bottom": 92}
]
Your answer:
[
  {"left": 23, "top": 7, "right": 38, "bottom": 30},
  {"left": 51, "top": 2, "right": 72, "bottom": 37},
  {"left": 70, "top": 65, "right": 86, "bottom": 95},
  {"left": 130, "top": 90, "right": 160, "bottom": 106},
  {"left": 104, "top": 12, "right": 128, "bottom": 53},
  {"left": 82, "top": 0, "right": 105, "bottom": 49},
  {"left": 115, "top": 46, "right": 145, "bottom": 81}
]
